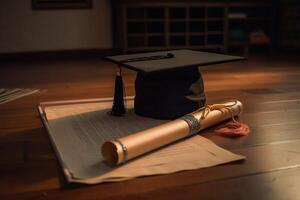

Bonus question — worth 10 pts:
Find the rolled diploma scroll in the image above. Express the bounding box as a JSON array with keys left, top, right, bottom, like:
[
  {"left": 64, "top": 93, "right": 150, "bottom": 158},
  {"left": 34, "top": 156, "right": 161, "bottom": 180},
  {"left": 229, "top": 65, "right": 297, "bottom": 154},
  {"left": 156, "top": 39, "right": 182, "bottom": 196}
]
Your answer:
[{"left": 102, "top": 100, "right": 243, "bottom": 166}]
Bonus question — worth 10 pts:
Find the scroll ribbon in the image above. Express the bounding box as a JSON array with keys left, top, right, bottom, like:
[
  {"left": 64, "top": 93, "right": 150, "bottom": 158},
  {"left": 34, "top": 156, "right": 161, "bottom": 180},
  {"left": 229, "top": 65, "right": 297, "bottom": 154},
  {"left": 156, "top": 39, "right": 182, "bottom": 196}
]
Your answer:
[
  {"left": 198, "top": 100, "right": 239, "bottom": 121},
  {"left": 196, "top": 100, "right": 249, "bottom": 137}
]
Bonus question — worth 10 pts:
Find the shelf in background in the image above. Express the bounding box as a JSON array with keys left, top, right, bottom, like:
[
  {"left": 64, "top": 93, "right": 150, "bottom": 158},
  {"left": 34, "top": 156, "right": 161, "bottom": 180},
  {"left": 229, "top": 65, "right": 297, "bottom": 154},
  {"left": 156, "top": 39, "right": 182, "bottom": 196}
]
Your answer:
[{"left": 116, "top": 1, "right": 273, "bottom": 53}]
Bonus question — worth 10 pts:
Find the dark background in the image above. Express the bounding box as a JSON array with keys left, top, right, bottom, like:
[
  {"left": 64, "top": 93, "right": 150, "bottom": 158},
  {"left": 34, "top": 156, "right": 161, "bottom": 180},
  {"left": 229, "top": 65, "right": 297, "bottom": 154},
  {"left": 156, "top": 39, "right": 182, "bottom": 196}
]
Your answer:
[{"left": 0, "top": 0, "right": 299, "bottom": 59}]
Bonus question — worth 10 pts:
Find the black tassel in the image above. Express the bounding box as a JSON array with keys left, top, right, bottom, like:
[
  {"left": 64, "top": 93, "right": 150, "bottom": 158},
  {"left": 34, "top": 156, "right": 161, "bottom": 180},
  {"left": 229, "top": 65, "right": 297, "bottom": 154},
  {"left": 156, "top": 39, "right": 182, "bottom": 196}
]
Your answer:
[{"left": 111, "top": 67, "right": 126, "bottom": 116}]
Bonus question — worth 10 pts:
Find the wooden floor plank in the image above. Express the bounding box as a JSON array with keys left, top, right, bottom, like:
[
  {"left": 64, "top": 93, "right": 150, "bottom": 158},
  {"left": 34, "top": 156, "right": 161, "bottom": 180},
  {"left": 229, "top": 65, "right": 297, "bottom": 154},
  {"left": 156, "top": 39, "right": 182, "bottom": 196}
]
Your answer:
[
  {"left": 0, "top": 53, "right": 300, "bottom": 199},
  {"left": 120, "top": 167, "right": 300, "bottom": 200},
  {"left": 3, "top": 140, "right": 300, "bottom": 200},
  {"left": 1, "top": 129, "right": 300, "bottom": 197}
]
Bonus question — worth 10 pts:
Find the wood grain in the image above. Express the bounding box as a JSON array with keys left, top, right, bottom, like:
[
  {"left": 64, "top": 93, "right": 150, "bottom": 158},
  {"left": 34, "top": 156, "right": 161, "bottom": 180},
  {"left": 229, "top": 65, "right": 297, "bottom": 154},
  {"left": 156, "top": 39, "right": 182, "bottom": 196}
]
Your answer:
[{"left": 0, "top": 53, "right": 300, "bottom": 199}]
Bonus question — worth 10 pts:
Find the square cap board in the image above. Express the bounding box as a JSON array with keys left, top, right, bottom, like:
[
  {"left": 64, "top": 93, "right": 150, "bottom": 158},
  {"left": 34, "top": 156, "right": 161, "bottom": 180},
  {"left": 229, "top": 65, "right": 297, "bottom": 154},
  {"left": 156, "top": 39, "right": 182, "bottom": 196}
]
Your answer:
[
  {"left": 106, "top": 49, "right": 245, "bottom": 119},
  {"left": 105, "top": 49, "right": 245, "bottom": 73}
]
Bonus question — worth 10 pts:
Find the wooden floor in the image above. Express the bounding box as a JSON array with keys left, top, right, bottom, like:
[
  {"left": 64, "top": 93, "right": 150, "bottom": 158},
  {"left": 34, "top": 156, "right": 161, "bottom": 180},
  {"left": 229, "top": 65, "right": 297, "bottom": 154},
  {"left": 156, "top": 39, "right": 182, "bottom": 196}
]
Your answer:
[{"left": 0, "top": 53, "right": 300, "bottom": 199}]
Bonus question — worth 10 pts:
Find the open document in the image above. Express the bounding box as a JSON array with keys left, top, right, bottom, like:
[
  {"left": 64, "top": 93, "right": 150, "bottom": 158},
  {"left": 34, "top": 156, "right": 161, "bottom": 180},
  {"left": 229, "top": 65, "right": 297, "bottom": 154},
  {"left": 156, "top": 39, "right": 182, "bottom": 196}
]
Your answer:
[{"left": 39, "top": 98, "right": 245, "bottom": 184}]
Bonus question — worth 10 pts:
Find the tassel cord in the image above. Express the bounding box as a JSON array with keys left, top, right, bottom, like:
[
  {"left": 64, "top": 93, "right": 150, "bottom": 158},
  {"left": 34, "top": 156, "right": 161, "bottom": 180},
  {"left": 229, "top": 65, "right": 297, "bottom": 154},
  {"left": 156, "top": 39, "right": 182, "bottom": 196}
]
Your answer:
[
  {"left": 121, "top": 67, "right": 128, "bottom": 113},
  {"left": 194, "top": 100, "right": 250, "bottom": 137},
  {"left": 110, "top": 66, "right": 127, "bottom": 116},
  {"left": 197, "top": 101, "right": 238, "bottom": 121}
]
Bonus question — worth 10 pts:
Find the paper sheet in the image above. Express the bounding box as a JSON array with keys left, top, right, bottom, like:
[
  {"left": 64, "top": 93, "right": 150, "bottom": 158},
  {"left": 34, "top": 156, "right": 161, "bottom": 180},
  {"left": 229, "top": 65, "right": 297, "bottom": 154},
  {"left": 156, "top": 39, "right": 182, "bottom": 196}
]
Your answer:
[{"left": 40, "top": 99, "right": 245, "bottom": 184}]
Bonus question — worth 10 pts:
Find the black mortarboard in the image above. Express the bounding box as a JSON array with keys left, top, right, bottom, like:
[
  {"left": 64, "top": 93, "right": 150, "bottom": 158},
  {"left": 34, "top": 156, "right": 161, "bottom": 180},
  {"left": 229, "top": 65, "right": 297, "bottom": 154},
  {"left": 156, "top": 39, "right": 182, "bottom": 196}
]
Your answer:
[{"left": 106, "top": 49, "right": 244, "bottom": 120}]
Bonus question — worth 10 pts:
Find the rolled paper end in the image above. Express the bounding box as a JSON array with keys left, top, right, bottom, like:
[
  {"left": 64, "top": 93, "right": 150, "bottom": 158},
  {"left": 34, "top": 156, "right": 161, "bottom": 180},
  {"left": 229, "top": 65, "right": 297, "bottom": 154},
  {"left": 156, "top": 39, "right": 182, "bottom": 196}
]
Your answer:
[
  {"left": 236, "top": 100, "right": 243, "bottom": 115},
  {"left": 222, "top": 100, "right": 243, "bottom": 116},
  {"left": 102, "top": 141, "right": 119, "bottom": 166}
]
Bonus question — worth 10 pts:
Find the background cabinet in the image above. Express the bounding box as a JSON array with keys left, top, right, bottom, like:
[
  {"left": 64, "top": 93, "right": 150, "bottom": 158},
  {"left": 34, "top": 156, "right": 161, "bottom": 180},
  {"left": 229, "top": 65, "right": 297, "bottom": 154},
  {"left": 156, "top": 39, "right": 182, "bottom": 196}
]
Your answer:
[
  {"left": 113, "top": 1, "right": 274, "bottom": 53},
  {"left": 279, "top": 0, "right": 300, "bottom": 48}
]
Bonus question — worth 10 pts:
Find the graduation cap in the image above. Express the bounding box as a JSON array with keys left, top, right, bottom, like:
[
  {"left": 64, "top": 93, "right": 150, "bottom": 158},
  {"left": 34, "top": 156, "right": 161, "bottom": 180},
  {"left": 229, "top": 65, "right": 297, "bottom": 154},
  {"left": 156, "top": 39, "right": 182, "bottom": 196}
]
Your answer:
[{"left": 105, "top": 49, "right": 245, "bottom": 120}]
